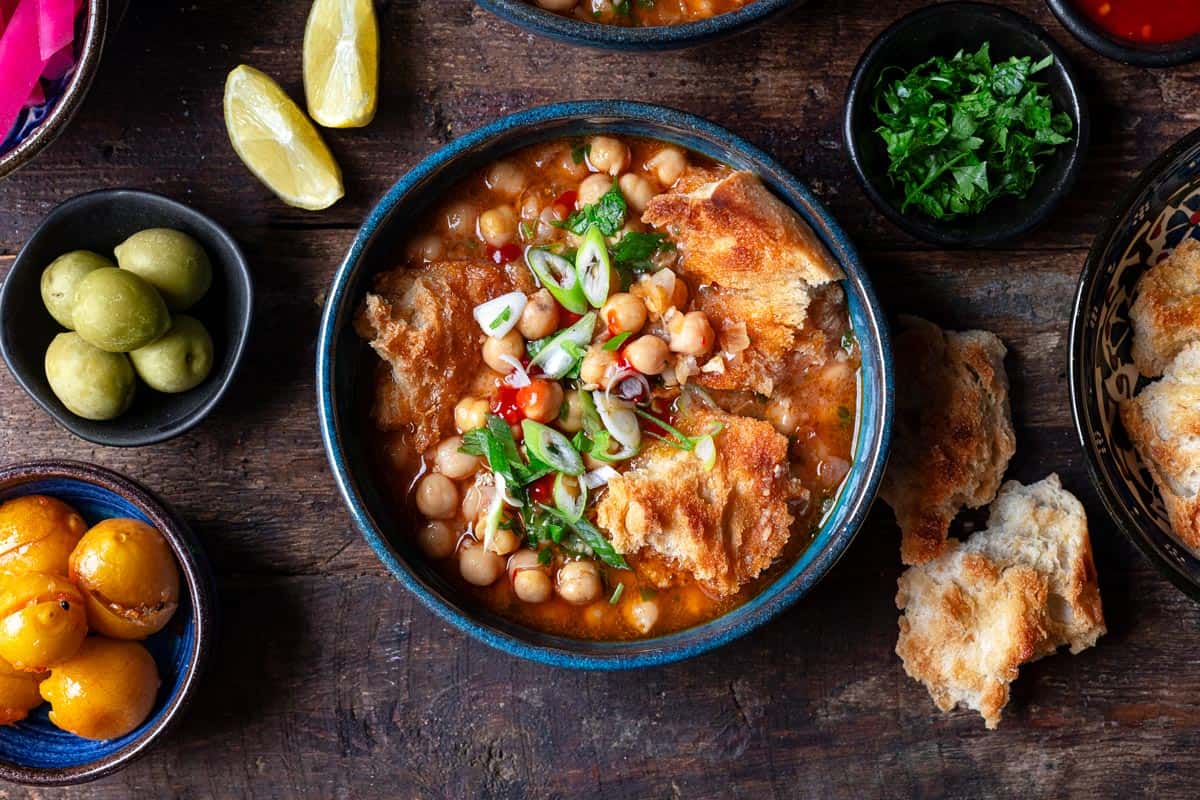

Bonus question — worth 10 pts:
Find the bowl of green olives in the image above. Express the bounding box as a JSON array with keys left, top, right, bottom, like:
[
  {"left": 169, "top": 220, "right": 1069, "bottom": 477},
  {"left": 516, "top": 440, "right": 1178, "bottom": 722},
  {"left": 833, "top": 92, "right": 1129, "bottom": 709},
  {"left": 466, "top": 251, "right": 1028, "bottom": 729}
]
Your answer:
[{"left": 0, "top": 190, "right": 253, "bottom": 447}]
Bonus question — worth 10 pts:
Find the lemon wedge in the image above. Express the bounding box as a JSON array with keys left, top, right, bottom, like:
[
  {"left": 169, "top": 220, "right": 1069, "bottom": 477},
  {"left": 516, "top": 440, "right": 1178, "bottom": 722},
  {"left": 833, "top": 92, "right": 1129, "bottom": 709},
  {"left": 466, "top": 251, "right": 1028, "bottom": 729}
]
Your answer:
[
  {"left": 223, "top": 65, "right": 344, "bottom": 211},
  {"left": 303, "top": 0, "right": 378, "bottom": 129}
]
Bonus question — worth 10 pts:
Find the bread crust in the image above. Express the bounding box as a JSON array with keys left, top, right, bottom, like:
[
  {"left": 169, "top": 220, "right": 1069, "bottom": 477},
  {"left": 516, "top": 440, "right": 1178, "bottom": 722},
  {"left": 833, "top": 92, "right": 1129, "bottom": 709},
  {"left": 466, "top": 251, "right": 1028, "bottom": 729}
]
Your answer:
[
  {"left": 595, "top": 406, "right": 796, "bottom": 597},
  {"left": 1130, "top": 237, "right": 1200, "bottom": 377},
  {"left": 1120, "top": 342, "right": 1200, "bottom": 551},
  {"left": 643, "top": 170, "right": 844, "bottom": 395},
  {"left": 880, "top": 316, "right": 1016, "bottom": 565},
  {"left": 355, "top": 259, "right": 534, "bottom": 453},
  {"left": 895, "top": 475, "right": 1105, "bottom": 729}
]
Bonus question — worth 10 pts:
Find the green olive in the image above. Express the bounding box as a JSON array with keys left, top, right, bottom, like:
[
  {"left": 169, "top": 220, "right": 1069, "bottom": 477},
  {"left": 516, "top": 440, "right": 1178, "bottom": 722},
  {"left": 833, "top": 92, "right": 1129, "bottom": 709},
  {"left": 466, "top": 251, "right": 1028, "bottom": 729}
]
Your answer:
[
  {"left": 129, "top": 315, "right": 214, "bottom": 393},
  {"left": 40, "top": 251, "right": 114, "bottom": 330},
  {"left": 72, "top": 268, "right": 170, "bottom": 353},
  {"left": 114, "top": 229, "right": 212, "bottom": 311},
  {"left": 44, "top": 333, "right": 136, "bottom": 420}
]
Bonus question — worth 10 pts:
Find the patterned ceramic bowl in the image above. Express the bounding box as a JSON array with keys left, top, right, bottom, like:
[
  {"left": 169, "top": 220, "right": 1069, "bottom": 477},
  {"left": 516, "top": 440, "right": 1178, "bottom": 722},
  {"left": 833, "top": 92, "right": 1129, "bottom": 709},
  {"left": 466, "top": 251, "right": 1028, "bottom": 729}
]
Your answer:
[
  {"left": 474, "top": 0, "right": 799, "bottom": 51},
  {"left": 0, "top": 0, "right": 124, "bottom": 181},
  {"left": 1070, "top": 126, "right": 1200, "bottom": 600},
  {"left": 0, "top": 461, "right": 214, "bottom": 786},
  {"left": 318, "top": 100, "right": 893, "bottom": 669}
]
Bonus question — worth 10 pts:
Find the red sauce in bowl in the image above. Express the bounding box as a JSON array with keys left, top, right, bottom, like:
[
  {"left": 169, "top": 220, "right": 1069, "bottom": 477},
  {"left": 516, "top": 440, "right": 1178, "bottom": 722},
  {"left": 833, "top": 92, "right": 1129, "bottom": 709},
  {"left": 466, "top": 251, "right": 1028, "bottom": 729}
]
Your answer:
[{"left": 1075, "top": 0, "right": 1200, "bottom": 44}]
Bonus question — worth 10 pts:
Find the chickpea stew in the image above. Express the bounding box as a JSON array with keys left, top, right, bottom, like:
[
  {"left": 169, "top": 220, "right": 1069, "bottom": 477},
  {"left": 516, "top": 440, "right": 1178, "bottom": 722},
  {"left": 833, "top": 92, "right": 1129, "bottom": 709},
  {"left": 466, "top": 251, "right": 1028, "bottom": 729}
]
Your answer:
[
  {"left": 356, "top": 134, "right": 860, "bottom": 641},
  {"left": 528, "top": 0, "right": 759, "bottom": 27}
]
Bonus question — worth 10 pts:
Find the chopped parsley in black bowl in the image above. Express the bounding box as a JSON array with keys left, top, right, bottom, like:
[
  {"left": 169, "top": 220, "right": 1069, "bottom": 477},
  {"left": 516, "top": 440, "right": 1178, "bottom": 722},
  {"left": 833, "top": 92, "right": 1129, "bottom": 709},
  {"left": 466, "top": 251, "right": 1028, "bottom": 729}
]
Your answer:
[{"left": 843, "top": 2, "right": 1089, "bottom": 247}]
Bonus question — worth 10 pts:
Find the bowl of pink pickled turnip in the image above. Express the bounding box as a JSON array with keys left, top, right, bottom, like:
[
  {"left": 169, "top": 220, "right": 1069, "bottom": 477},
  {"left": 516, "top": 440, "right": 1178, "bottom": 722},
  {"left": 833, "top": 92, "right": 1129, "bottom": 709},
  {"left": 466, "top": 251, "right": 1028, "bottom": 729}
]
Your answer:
[{"left": 0, "top": 0, "right": 116, "bottom": 181}]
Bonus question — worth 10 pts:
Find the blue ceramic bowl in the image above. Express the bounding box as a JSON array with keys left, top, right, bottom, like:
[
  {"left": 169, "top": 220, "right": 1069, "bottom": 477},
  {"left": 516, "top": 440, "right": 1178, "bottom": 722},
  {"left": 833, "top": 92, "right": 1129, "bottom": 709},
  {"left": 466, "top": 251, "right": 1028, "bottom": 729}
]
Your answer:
[
  {"left": 474, "top": 0, "right": 799, "bottom": 50},
  {"left": 0, "top": 0, "right": 122, "bottom": 181},
  {"left": 1070, "top": 126, "right": 1200, "bottom": 602},
  {"left": 318, "top": 100, "right": 893, "bottom": 669},
  {"left": 0, "top": 461, "right": 213, "bottom": 786}
]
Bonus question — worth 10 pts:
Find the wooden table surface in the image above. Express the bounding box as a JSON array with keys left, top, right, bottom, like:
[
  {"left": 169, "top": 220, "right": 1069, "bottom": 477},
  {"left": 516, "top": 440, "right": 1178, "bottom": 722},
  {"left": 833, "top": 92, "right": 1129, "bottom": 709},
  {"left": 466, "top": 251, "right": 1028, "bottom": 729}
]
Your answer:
[{"left": 1, "top": 0, "right": 1198, "bottom": 797}]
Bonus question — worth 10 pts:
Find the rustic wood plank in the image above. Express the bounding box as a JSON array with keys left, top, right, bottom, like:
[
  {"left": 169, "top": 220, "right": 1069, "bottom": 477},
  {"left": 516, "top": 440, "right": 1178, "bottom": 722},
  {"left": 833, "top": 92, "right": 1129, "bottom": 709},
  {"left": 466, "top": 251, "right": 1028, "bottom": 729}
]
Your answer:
[{"left": 0, "top": 0, "right": 1199, "bottom": 796}]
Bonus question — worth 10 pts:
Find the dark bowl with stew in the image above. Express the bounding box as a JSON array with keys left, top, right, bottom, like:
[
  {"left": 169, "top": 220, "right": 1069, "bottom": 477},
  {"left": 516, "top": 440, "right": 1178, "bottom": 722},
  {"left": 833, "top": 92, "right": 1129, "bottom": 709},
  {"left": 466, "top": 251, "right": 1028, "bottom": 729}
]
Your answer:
[
  {"left": 474, "top": 0, "right": 800, "bottom": 51},
  {"left": 843, "top": 2, "right": 1089, "bottom": 247},
  {"left": 318, "top": 100, "right": 894, "bottom": 670},
  {"left": 1046, "top": 0, "right": 1200, "bottom": 68}
]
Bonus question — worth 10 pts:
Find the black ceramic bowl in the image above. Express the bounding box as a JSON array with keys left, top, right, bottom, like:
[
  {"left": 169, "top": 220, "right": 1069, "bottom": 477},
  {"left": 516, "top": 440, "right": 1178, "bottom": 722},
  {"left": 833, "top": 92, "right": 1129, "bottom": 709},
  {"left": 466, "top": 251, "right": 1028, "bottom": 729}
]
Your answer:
[
  {"left": 0, "top": 190, "right": 253, "bottom": 447},
  {"left": 1070, "top": 126, "right": 1200, "bottom": 601},
  {"left": 843, "top": 2, "right": 1089, "bottom": 247},
  {"left": 0, "top": 460, "right": 214, "bottom": 786},
  {"left": 1046, "top": 0, "right": 1200, "bottom": 68},
  {"left": 475, "top": 0, "right": 799, "bottom": 51}
]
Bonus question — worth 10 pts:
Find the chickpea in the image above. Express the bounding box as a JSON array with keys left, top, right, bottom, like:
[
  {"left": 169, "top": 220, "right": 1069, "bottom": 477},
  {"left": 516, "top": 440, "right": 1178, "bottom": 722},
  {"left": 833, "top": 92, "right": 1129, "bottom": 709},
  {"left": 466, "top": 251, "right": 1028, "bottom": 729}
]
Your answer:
[
  {"left": 489, "top": 526, "right": 522, "bottom": 556},
  {"left": 623, "top": 335, "right": 669, "bottom": 375},
  {"left": 646, "top": 146, "right": 687, "bottom": 186},
  {"left": 433, "top": 436, "right": 479, "bottom": 479},
  {"left": 601, "top": 292, "right": 647, "bottom": 335},
  {"left": 578, "top": 173, "right": 613, "bottom": 207},
  {"left": 405, "top": 234, "right": 444, "bottom": 263},
  {"left": 508, "top": 550, "right": 553, "bottom": 603},
  {"left": 669, "top": 311, "right": 715, "bottom": 356},
  {"left": 415, "top": 474, "right": 458, "bottom": 519},
  {"left": 518, "top": 289, "right": 558, "bottom": 340},
  {"left": 672, "top": 277, "right": 689, "bottom": 309},
  {"left": 623, "top": 598, "right": 660, "bottom": 634},
  {"left": 483, "top": 330, "right": 525, "bottom": 374},
  {"left": 580, "top": 346, "right": 618, "bottom": 387},
  {"left": 536, "top": 0, "right": 576, "bottom": 9},
  {"left": 478, "top": 206, "right": 517, "bottom": 247},
  {"left": 517, "top": 379, "right": 563, "bottom": 423},
  {"left": 556, "top": 560, "right": 602, "bottom": 605},
  {"left": 417, "top": 521, "right": 455, "bottom": 559},
  {"left": 461, "top": 480, "right": 494, "bottom": 522},
  {"left": 459, "top": 542, "right": 504, "bottom": 587},
  {"left": 485, "top": 161, "right": 527, "bottom": 197},
  {"left": 454, "top": 397, "right": 490, "bottom": 433},
  {"left": 618, "top": 173, "right": 657, "bottom": 214},
  {"left": 557, "top": 389, "right": 586, "bottom": 433},
  {"left": 443, "top": 202, "right": 478, "bottom": 237},
  {"left": 587, "top": 136, "right": 629, "bottom": 175},
  {"left": 765, "top": 397, "right": 802, "bottom": 436}
]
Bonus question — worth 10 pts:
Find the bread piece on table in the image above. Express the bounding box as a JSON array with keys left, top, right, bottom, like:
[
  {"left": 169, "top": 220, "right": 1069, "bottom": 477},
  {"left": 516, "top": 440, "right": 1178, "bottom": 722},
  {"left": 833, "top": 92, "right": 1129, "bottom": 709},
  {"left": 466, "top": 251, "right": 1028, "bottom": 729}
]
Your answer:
[
  {"left": 896, "top": 475, "right": 1106, "bottom": 729},
  {"left": 596, "top": 407, "right": 797, "bottom": 598},
  {"left": 642, "top": 169, "right": 844, "bottom": 395},
  {"left": 1120, "top": 342, "right": 1200, "bottom": 550},
  {"left": 355, "top": 259, "right": 534, "bottom": 453},
  {"left": 879, "top": 316, "right": 1017, "bottom": 565},
  {"left": 1131, "top": 237, "right": 1200, "bottom": 377}
]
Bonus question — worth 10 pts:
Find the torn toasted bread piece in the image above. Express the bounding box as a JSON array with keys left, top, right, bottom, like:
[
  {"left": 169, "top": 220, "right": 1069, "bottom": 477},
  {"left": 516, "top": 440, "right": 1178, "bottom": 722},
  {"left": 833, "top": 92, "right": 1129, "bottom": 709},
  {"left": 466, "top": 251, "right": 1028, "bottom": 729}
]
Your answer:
[
  {"left": 880, "top": 316, "right": 1016, "bottom": 565},
  {"left": 1131, "top": 237, "right": 1200, "bottom": 377},
  {"left": 595, "top": 406, "right": 797, "bottom": 597},
  {"left": 896, "top": 474, "right": 1105, "bottom": 729},
  {"left": 1120, "top": 342, "right": 1200, "bottom": 551},
  {"left": 354, "top": 259, "right": 534, "bottom": 453},
  {"left": 642, "top": 169, "right": 844, "bottom": 395}
]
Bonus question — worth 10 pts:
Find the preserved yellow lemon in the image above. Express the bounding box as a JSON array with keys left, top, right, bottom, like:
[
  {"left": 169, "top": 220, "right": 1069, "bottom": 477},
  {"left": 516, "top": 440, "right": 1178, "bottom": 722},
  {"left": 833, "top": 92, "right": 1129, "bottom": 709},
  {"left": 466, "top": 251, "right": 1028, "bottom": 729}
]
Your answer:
[
  {"left": 0, "top": 573, "right": 87, "bottom": 671},
  {"left": 69, "top": 519, "right": 180, "bottom": 640},
  {"left": 0, "top": 655, "right": 44, "bottom": 725},
  {"left": 40, "top": 638, "right": 160, "bottom": 740},
  {"left": 0, "top": 495, "right": 87, "bottom": 577},
  {"left": 303, "top": 0, "right": 378, "bottom": 128}
]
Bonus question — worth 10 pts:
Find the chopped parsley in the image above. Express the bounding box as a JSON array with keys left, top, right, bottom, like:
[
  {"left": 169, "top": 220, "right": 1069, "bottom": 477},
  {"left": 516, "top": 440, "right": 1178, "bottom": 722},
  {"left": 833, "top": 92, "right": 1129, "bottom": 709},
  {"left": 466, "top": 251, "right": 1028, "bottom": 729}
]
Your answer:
[
  {"left": 611, "top": 231, "right": 675, "bottom": 274},
  {"left": 559, "top": 181, "right": 626, "bottom": 236},
  {"left": 840, "top": 329, "right": 857, "bottom": 354},
  {"left": 459, "top": 414, "right": 553, "bottom": 487},
  {"left": 837, "top": 405, "right": 853, "bottom": 429},
  {"left": 872, "top": 43, "right": 1072, "bottom": 220},
  {"left": 570, "top": 142, "right": 590, "bottom": 165},
  {"left": 488, "top": 307, "right": 512, "bottom": 330}
]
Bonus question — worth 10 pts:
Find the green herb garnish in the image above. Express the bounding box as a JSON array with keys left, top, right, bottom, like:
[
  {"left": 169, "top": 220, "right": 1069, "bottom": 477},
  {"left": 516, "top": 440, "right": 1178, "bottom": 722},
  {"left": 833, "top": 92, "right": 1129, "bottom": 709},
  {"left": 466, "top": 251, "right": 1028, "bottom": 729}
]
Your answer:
[
  {"left": 837, "top": 405, "right": 853, "bottom": 429},
  {"left": 571, "top": 143, "right": 590, "bottom": 165},
  {"left": 603, "top": 331, "right": 633, "bottom": 351},
  {"left": 538, "top": 504, "right": 630, "bottom": 569},
  {"left": 460, "top": 414, "right": 553, "bottom": 487},
  {"left": 840, "top": 330, "right": 857, "bottom": 354},
  {"left": 559, "top": 181, "right": 626, "bottom": 236},
  {"left": 872, "top": 43, "right": 1071, "bottom": 220},
  {"left": 634, "top": 409, "right": 722, "bottom": 452},
  {"left": 537, "top": 548, "right": 553, "bottom": 566},
  {"left": 610, "top": 231, "right": 675, "bottom": 282},
  {"left": 488, "top": 307, "right": 512, "bottom": 330}
]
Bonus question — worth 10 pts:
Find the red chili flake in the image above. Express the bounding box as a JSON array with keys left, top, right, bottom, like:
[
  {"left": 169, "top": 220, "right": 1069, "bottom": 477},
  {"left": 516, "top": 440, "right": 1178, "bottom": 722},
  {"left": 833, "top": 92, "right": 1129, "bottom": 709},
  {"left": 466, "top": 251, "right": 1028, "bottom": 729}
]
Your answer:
[
  {"left": 558, "top": 305, "right": 583, "bottom": 327},
  {"left": 528, "top": 474, "right": 555, "bottom": 504},
  {"left": 554, "top": 190, "right": 578, "bottom": 212},
  {"left": 488, "top": 243, "right": 522, "bottom": 265},
  {"left": 491, "top": 385, "right": 524, "bottom": 424}
]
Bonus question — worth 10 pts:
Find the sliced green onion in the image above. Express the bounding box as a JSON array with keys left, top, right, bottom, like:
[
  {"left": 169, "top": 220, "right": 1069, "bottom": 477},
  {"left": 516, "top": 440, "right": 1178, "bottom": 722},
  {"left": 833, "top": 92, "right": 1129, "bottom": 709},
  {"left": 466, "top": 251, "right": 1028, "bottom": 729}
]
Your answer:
[
  {"left": 552, "top": 472, "right": 588, "bottom": 521},
  {"left": 603, "top": 331, "right": 632, "bottom": 351},
  {"left": 481, "top": 472, "right": 507, "bottom": 552},
  {"left": 526, "top": 247, "right": 587, "bottom": 313},
  {"left": 576, "top": 224, "right": 612, "bottom": 308},
  {"left": 522, "top": 420, "right": 584, "bottom": 476},
  {"left": 593, "top": 391, "right": 641, "bottom": 451},
  {"left": 609, "top": 583, "right": 625, "bottom": 605},
  {"left": 472, "top": 291, "right": 527, "bottom": 338},
  {"left": 528, "top": 312, "right": 596, "bottom": 379},
  {"left": 694, "top": 435, "right": 717, "bottom": 471},
  {"left": 538, "top": 504, "right": 630, "bottom": 570}
]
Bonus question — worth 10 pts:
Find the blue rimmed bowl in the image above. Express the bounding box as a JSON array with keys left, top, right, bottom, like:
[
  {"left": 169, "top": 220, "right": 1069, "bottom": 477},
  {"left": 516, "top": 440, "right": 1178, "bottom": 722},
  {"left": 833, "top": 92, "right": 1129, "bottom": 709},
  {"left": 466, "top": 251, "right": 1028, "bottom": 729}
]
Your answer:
[
  {"left": 0, "top": 0, "right": 125, "bottom": 181},
  {"left": 0, "top": 461, "right": 214, "bottom": 786},
  {"left": 1070, "top": 126, "right": 1200, "bottom": 602},
  {"left": 317, "top": 100, "right": 893, "bottom": 669},
  {"left": 474, "top": 0, "right": 799, "bottom": 50}
]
